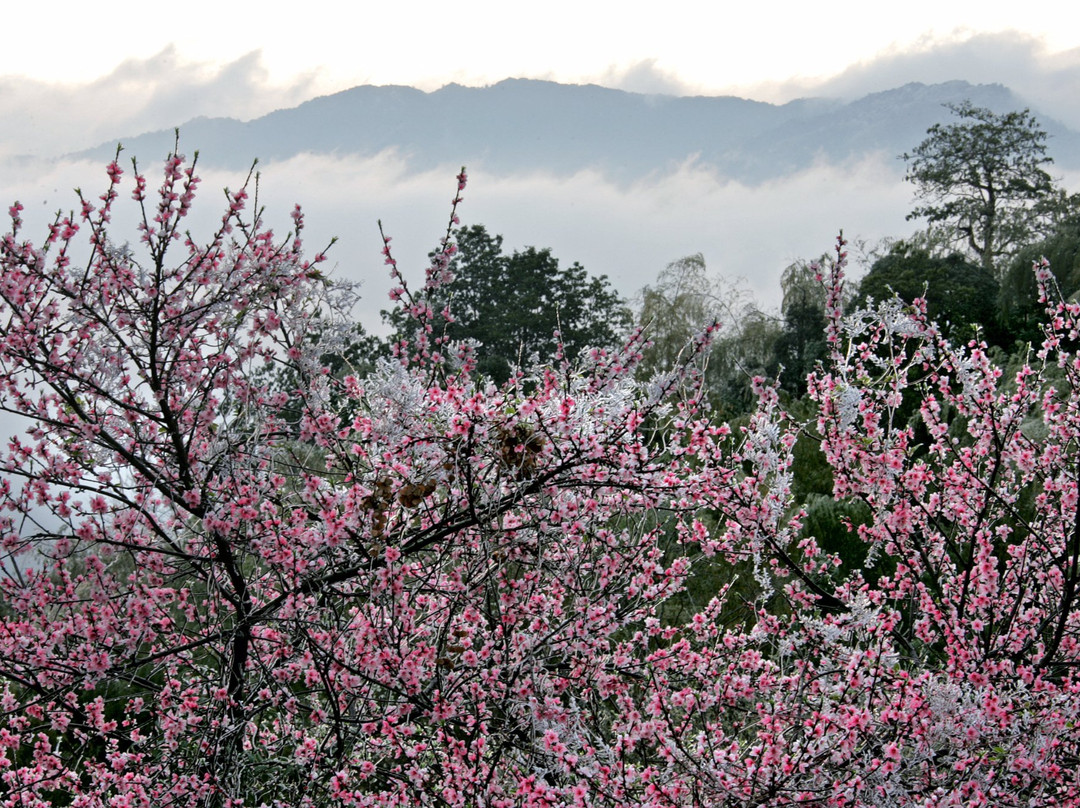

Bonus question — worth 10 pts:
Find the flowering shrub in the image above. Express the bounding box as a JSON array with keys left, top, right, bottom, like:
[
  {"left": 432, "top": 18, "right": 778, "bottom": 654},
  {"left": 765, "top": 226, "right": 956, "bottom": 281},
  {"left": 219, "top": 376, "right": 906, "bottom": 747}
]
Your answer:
[{"left": 0, "top": 152, "right": 1077, "bottom": 807}]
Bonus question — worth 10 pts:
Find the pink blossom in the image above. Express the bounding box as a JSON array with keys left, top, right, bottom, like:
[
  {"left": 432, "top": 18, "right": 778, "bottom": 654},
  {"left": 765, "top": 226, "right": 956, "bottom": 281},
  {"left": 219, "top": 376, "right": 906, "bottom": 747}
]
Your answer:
[{"left": 0, "top": 159, "right": 1077, "bottom": 808}]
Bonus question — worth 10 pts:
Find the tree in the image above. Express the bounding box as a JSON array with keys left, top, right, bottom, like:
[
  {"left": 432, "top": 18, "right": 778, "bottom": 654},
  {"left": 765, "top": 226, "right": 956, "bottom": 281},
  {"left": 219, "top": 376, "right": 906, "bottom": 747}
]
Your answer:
[
  {"left": 999, "top": 204, "right": 1080, "bottom": 346},
  {"left": 3, "top": 154, "right": 1080, "bottom": 808},
  {"left": 636, "top": 253, "right": 720, "bottom": 374},
  {"left": 903, "top": 101, "right": 1060, "bottom": 278},
  {"left": 768, "top": 258, "right": 830, "bottom": 398},
  {"left": 856, "top": 243, "right": 1002, "bottom": 344},
  {"left": 635, "top": 255, "right": 780, "bottom": 416},
  {"left": 388, "top": 224, "right": 631, "bottom": 384}
]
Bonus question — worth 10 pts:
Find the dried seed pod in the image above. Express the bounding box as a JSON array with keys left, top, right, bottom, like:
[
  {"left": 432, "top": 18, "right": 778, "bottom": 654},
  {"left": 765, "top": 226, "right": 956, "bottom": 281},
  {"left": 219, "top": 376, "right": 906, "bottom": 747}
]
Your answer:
[
  {"left": 397, "top": 485, "right": 425, "bottom": 509},
  {"left": 498, "top": 424, "right": 546, "bottom": 480},
  {"left": 396, "top": 478, "right": 437, "bottom": 509},
  {"left": 374, "top": 475, "right": 394, "bottom": 500}
]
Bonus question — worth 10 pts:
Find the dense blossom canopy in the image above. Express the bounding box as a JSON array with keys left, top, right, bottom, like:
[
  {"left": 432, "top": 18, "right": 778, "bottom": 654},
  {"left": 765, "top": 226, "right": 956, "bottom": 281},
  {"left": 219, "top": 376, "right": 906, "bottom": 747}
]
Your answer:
[{"left": 0, "top": 151, "right": 1078, "bottom": 807}]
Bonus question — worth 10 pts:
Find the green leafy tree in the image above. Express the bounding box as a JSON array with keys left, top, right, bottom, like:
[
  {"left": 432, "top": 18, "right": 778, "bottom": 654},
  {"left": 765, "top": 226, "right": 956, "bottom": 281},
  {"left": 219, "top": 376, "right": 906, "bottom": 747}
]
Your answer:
[
  {"left": 999, "top": 201, "right": 1080, "bottom": 345},
  {"left": 903, "top": 101, "right": 1060, "bottom": 277},
  {"left": 392, "top": 224, "right": 631, "bottom": 383},
  {"left": 636, "top": 253, "right": 720, "bottom": 373},
  {"left": 856, "top": 244, "right": 1001, "bottom": 344},
  {"left": 769, "top": 258, "right": 830, "bottom": 398}
]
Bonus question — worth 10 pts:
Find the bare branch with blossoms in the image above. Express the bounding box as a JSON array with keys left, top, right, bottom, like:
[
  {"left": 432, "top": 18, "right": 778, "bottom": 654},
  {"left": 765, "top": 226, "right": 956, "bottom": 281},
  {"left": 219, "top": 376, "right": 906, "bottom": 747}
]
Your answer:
[{"left": 0, "top": 149, "right": 1078, "bottom": 808}]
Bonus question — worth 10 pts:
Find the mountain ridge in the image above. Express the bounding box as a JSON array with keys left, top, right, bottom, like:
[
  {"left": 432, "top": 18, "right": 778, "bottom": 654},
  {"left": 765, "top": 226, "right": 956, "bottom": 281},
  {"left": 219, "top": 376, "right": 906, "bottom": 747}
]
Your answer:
[{"left": 76, "top": 79, "right": 1080, "bottom": 184}]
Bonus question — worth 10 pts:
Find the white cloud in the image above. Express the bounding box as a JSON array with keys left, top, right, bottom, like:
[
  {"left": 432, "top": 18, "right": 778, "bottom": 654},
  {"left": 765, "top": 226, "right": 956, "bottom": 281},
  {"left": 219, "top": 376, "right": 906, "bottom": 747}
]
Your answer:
[
  {"left": 1, "top": 150, "right": 914, "bottom": 336},
  {"left": 596, "top": 59, "right": 695, "bottom": 97},
  {"left": 743, "top": 32, "right": 1080, "bottom": 129},
  {"left": 0, "top": 49, "right": 320, "bottom": 160}
]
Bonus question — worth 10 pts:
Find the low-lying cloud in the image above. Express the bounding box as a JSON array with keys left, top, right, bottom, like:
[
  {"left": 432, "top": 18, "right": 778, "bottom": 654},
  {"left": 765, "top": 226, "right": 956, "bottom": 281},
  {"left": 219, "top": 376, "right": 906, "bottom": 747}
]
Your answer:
[{"left": 0, "top": 149, "right": 915, "bottom": 338}]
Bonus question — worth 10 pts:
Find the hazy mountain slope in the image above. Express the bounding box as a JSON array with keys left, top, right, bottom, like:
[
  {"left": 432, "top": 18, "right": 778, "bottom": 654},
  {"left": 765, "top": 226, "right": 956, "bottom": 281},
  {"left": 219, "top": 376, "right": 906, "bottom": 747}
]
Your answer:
[{"left": 78, "top": 79, "right": 1080, "bottom": 183}]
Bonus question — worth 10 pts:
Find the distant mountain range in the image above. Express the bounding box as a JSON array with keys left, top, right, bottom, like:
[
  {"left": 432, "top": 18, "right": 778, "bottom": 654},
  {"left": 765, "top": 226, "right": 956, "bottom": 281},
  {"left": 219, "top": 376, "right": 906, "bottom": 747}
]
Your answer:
[{"left": 79, "top": 79, "right": 1080, "bottom": 184}]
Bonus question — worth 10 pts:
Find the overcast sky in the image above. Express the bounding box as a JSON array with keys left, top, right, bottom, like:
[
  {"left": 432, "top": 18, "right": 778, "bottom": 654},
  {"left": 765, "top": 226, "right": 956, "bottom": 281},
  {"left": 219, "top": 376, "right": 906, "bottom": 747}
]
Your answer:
[
  {"left": 2, "top": 1, "right": 1078, "bottom": 98},
  {"left": 1, "top": 4, "right": 1079, "bottom": 327}
]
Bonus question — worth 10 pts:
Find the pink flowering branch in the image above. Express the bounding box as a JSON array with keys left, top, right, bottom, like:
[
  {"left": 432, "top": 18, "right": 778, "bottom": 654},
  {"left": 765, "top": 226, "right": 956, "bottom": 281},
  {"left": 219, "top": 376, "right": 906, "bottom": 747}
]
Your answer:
[
  {"left": 378, "top": 167, "right": 468, "bottom": 373},
  {"left": 0, "top": 152, "right": 1079, "bottom": 807}
]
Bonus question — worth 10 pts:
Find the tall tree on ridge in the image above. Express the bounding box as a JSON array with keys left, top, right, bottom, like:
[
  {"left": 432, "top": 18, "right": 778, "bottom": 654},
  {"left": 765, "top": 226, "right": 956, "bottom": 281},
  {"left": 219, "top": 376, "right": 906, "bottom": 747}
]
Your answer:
[{"left": 903, "top": 101, "right": 1061, "bottom": 278}]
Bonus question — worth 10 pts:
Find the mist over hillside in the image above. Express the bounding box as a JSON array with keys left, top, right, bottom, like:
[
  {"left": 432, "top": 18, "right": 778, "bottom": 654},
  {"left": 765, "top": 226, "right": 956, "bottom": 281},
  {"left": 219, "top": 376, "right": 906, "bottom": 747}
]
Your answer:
[
  {"left": 0, "top": 77, "right": 1070, "bottom": 334},
  {"left": 78, "top": 79, "right": 1080, "bottom": 183}
]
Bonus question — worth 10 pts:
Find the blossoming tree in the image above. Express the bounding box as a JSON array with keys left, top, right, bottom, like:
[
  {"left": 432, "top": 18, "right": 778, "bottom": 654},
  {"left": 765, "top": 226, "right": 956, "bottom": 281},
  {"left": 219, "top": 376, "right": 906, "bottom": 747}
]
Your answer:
[{"left": 0, "top": 149, "right": 1078, "bottom": 807}]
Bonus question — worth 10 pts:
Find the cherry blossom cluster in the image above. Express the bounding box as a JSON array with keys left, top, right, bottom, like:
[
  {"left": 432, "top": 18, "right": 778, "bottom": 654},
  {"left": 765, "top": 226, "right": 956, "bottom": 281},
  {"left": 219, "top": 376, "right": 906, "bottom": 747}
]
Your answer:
[{"left": 0, "top": 154, "right": 1077, "bottom": 808}]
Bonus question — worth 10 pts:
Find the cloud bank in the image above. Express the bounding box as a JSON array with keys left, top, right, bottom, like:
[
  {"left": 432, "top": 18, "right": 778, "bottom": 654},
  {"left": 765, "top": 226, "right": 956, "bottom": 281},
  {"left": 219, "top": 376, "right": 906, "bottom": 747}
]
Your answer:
[
  {"left": 749, "top": 32, "right": 1080, "bottom": 128},
  {"left": 0, "top": 48, "right": 320, "bottom": 160},
  {"left": 0, "top": 150, "right": 915, "bottom": 338}
]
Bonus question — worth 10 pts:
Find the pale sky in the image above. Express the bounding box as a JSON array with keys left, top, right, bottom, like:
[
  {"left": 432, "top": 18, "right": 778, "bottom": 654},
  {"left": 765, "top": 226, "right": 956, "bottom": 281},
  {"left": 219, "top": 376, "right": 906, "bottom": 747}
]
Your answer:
[{"left": 3, "top": 1, "right": 1078, "bottom": 101}]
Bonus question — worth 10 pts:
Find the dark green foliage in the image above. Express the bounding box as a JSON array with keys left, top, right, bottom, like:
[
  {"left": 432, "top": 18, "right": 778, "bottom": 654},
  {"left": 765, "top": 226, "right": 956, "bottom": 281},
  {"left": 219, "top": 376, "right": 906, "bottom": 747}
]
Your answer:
[
  {"left": 856, "top": 245, "right": 1001, "bottom": 344},
  {"left": 800, "top": 494, "right": 875, "bottom": 576},
  {"left": 788, "top": 402, "right": 834, "bottom": 504},
  {"left": 999, "top": 209, "right": 1080, "bottom": 346},
  {"left": 762, "top": 257, "right": 860, "bottom": 400},
  {"left": 769, "top": 260, "right": 830, "bottom": 398},
  {"left": 399, "top": 224, "right": 632, "bottom": 384},
  {"left": 770, "top": 301, "right": 828, "bottom": 398}
]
